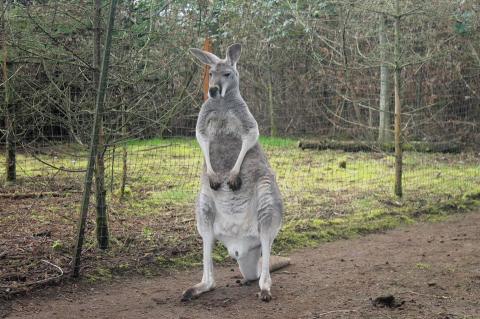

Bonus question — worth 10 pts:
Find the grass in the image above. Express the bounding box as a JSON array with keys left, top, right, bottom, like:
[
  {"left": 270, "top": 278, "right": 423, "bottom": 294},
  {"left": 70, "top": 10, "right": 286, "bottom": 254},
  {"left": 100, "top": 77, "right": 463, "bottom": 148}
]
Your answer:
[{"left": 1, "top": 136, "right": 479, "bottom": 284}]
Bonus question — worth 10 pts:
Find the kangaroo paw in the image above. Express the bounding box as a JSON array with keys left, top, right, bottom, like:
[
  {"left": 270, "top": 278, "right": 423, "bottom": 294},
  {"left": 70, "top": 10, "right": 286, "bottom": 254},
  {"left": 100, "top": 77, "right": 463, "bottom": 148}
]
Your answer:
[
  {"left": 227, "top": 173, "right": 242, "bottom": 191},
  {"left": 208, "top": 173, "right": 222, "bottom": 190}
]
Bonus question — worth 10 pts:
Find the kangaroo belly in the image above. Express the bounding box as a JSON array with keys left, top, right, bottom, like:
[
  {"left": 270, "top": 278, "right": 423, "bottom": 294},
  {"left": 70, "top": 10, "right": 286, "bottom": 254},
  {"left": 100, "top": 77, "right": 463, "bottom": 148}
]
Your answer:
[
  {"left": 209, "top": 135, "right": 241, "bottom": 174},
  {"left": 212, "top": 191, "right": 260, "bottom": 259}
]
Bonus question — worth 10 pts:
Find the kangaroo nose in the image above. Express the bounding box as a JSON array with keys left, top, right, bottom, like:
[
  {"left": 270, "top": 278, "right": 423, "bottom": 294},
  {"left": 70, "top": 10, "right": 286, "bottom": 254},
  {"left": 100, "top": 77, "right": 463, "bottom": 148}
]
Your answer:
[{"left": 209, "top": 86, "right": 220, "bottom": 98}]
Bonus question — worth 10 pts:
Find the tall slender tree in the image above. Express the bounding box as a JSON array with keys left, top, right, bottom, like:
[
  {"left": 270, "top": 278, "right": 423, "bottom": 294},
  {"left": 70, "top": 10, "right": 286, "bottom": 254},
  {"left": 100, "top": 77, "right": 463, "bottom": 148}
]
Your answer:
[
  {"left": 73, "top": 0, "right": 118, "bottom": 277},
  {"left": 1, "top": 1, "right": 15, "bottom": 185},
  {"left": 378, "top": 13, "right": 392, "bottom": 143},
  {"left": 93, "top": 0, "right": 109, "bottom": 250},
  {"left": 393, "top": 0, "right": 403, "bottom": 197}
]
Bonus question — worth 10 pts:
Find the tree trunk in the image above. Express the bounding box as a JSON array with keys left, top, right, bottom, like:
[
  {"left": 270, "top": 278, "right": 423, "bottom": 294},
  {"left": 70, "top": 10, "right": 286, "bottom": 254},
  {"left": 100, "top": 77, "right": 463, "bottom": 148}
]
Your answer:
[
  {"left": 378, "top": 13, "right": 392, "bottom": 143},
  {"left": 267, "top": 76, "right": 276, "bottom": 136},
  {"left": 93, "top": 0, "right": 108, "bottom": 250},
  {"left": 341, "top": 9, "right": 363, "bottom": 129},
  {"left": 265, "top": 45, "right": 277, "bottom": 136},
  {"left": 120, "top": 101, "right": 128, "bottom": 200},
  {"left": 415, "top": 71, "right": 422, "bottom": 109},
  {"left": 393, "top": 0, "right": 403, "bottom": 197},
  {"left": 73, "top": 0, "right": 118, "bottom": 277},
  {"left": 1, "top": 2, "right": 15, "bottom": 184}
]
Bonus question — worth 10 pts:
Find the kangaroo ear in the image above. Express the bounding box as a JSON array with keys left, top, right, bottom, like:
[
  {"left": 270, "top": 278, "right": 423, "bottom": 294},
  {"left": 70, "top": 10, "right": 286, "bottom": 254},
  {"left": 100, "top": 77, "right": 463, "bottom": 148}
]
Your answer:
[
  {"left": 189, "top": 48, "right": 220, "bottom": 66},
  {"left": 226, "top": 43, "right": 241, "bottom": 66}
]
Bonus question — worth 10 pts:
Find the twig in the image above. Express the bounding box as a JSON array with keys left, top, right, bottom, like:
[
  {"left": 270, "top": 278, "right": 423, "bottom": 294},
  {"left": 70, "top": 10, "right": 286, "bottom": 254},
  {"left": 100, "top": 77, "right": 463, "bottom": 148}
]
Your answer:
[
  {"left": 30, "top": 153, "right": 87, "bottom": 173},
  {"left": 0, "top": 260, "right": 64, "bottom": 289},
  {"left": 41, "top": 259, "right": 64, "bottom": 279},
  {"left": 313, "top": 309, "right": 359, "bottom": 317},
  {"left": 399, "top": 290, "right": 450, "bottom": 300}
]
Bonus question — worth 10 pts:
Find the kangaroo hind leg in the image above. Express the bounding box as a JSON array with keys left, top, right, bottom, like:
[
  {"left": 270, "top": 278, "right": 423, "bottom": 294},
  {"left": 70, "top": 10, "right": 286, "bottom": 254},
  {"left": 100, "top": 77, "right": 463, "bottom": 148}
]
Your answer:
[
  {"left": 237, "top": 245, "right": 261, "bottom": 285},
  {"left": 181, "top": 193, "right": 216, "bottom": 301},
  {"left": 256, "top": 176, "right": 283, "bottom": 302}
]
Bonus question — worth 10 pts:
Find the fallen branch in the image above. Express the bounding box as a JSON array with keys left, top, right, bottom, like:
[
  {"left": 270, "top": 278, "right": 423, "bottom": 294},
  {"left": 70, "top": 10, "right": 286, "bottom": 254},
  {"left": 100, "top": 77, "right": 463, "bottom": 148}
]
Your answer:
[
  {"left": 298, "top": 140, "right": 462, "bottom": 153},
  {"left": 0, "top": 192, "right": 71, "bottom": 199}
]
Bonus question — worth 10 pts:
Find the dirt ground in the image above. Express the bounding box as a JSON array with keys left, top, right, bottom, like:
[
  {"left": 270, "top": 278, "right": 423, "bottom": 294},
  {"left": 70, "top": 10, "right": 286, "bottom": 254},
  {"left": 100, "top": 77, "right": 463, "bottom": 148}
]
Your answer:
[{"left": 2, "top": 211, "right": 479, "bottom": 319}]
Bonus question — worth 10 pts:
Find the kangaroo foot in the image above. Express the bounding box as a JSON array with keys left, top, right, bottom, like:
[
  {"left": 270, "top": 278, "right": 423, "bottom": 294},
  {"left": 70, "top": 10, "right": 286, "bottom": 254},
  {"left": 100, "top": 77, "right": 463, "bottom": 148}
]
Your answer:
[
  {"left": 181, "top": 282, "right": 215, "bottom": 302},
  {"left": 257, "top": 290, "right": 272, "bottom": 302}
]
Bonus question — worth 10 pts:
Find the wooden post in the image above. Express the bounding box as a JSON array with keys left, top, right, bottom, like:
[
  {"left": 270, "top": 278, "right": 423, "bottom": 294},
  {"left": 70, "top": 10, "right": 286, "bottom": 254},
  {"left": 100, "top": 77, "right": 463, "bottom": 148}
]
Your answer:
[
  {"left": 72, "top": 0, "right": 118, "bottom": 277},
  {"left": 202, "top": 37, "right": 212, "bottom": 101}
]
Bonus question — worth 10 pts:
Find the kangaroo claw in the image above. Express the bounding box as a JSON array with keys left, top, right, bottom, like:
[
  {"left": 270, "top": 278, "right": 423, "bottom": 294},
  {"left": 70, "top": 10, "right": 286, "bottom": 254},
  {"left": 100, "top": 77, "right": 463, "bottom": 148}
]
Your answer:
[
  {"left": 208, "top": 173, "right": 222, "bottom": 190},
  {"left": 227, "top": 173, "right": 242, "bottom": 191},
  {"left": 257, "top": 290, "right": 272, "bottom": 302}
]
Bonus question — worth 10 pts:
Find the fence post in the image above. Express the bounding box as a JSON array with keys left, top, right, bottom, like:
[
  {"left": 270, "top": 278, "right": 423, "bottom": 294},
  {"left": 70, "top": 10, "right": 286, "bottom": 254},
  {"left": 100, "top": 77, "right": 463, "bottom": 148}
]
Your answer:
[{"left": 202, "top": 37, "right": 212, "bottom": 101}]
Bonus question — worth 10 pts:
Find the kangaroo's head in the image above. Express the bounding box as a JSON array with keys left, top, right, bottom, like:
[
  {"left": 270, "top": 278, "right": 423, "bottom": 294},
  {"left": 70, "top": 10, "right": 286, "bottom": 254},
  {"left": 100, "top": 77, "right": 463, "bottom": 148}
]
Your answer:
[{"left": 190, "top": 43, "right": 241, "bottom": 99}]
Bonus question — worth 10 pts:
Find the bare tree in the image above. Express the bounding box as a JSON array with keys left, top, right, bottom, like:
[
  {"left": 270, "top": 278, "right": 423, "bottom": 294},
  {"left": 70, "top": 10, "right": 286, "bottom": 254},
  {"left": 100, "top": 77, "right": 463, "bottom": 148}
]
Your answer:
[
  {"left": 378, "top": 13, "right": 391, "bottom": 143},
  {"left": 1, "top": 1, "right": 15, "bottom": 184},
  {"left": 393, "top": 0, "right": 402, "bottom": 197}
]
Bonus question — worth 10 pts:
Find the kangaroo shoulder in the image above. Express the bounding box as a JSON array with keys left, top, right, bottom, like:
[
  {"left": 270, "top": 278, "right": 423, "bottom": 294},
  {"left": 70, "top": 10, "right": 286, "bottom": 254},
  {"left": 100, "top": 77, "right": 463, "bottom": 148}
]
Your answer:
[{"left": 231, "top": 106, "right": 258, "bottom": 131}]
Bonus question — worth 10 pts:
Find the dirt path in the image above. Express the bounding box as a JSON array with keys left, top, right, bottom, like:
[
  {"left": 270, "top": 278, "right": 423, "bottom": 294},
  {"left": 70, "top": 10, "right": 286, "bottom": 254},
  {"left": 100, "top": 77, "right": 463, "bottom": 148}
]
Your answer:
[{"left": 3, "top": 212, "right": 480, "bottom": 319}]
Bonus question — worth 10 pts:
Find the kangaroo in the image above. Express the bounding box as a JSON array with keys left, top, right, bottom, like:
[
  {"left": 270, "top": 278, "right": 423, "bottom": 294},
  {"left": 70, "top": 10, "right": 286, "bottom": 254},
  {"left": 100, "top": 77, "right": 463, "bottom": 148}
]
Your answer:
[{"left": 181, "top": 43, "right": 289, "bottom": 302}]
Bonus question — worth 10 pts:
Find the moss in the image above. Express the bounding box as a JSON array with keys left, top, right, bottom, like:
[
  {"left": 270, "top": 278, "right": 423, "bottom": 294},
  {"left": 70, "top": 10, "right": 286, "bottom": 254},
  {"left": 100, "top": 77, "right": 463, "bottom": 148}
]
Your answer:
[
  {"left": 155, "top": 252, "right": 202, "bottom": 268},
  {"left": 118, "top": 263, "right": 130, "bottom": 271},
  {"left": 51, "top": 240, "right": 63, "bottom": 251}
]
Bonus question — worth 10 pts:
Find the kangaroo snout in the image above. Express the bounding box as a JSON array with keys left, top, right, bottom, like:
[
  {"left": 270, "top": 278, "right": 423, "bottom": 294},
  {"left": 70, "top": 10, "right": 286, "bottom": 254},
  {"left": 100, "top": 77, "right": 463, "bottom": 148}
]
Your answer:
[{"left": 209, "top": 85, "right": 221, "bottom": 98}]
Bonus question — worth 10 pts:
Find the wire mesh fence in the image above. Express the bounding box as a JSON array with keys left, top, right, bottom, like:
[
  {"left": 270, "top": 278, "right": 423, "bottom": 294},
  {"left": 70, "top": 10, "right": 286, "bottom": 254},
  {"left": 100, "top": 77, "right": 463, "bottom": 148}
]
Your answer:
[{"left": 1, "top": 0, "right": 479, "bottom": 296}]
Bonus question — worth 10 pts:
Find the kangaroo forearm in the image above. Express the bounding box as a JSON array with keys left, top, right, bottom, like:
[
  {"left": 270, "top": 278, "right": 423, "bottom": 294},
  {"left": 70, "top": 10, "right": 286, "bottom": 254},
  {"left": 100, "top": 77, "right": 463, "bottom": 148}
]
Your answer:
[
  {"left": 196, "top": 132, "right": 214, "bottom": 174},
  {"left": 232, "top": 127, "right": 259, "bottom": 173},
  {"left": 203, "top": 151, "right": 214, "bottom": 174}
]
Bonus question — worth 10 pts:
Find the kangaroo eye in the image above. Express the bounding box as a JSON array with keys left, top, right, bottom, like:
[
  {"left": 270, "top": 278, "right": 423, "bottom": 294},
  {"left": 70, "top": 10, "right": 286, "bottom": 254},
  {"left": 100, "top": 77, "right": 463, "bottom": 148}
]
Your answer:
[
  {"left": 209, "top": 72, "right": 212, "bottom": 77},
  {"left": 224, "top": 73, "right": 231, "bottom": 77}
]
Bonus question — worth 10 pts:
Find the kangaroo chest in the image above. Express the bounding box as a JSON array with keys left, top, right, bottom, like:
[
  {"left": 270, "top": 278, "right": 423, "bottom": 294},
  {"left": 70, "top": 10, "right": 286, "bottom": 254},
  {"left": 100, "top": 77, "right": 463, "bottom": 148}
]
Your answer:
[
  {"left": 205, "top": 110, "right": 243, "bottom": 137},
  {"left": 205, "top": 110, "right": 243, "bottom": 173}
]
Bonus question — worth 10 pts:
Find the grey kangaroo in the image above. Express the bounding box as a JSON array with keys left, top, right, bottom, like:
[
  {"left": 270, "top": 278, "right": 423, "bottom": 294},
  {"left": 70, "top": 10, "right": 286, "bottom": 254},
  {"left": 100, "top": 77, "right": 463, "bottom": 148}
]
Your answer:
[{"left": 182, "top": 43, "right": 289, "bottom": 302}]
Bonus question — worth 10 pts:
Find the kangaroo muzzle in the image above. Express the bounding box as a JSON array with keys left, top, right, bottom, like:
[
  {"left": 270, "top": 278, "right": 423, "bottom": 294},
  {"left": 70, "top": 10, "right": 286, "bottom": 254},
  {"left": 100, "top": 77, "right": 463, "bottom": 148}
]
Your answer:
[{"left": 209, "top": 85, "right": 221, "bottom": 98}]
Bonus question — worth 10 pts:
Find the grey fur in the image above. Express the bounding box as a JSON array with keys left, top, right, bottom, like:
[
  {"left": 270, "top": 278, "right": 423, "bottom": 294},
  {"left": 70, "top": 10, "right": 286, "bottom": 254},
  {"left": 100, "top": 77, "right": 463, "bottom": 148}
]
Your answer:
[{"left": 182, "top": 44, "right": 283, "bottom": 302}]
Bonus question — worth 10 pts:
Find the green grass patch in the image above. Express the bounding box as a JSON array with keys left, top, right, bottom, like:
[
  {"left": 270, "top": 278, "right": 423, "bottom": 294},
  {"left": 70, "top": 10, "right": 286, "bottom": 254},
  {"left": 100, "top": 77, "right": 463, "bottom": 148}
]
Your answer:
[{"left": 1, "top": 136, "right": 479, "bottom": 274}]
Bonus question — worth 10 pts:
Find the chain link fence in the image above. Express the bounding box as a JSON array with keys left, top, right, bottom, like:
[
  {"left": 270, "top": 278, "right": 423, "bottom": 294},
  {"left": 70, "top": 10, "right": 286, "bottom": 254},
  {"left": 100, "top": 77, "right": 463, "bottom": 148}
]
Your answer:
[{"left": 1, "top": 0, "right": 479, "bottom": 296}]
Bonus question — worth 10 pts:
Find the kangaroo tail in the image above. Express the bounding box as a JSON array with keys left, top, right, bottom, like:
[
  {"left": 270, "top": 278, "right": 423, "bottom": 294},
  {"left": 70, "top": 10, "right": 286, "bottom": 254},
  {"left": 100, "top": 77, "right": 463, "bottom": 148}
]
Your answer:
[{"left": 269, "top": 256, "right": 291, "bottom": 272}]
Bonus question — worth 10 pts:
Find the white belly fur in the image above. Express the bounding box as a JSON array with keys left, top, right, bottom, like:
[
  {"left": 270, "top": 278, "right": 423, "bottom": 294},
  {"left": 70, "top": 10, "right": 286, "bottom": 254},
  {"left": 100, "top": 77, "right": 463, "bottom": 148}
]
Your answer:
[{"left": 211, "top": 189, "right": 260, "bottom": 259}]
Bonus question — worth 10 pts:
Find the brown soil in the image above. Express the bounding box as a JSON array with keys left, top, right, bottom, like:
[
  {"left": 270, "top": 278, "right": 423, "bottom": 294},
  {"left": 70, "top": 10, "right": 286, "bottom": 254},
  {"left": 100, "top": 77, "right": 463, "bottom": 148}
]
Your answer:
[{"left": 2, "top": 212, "right": 480, "bottom": 319}]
